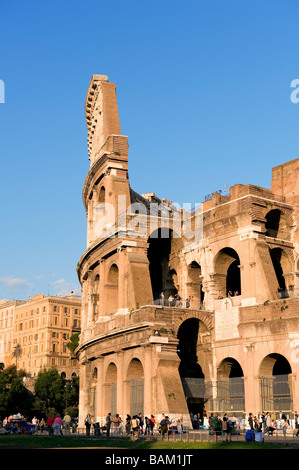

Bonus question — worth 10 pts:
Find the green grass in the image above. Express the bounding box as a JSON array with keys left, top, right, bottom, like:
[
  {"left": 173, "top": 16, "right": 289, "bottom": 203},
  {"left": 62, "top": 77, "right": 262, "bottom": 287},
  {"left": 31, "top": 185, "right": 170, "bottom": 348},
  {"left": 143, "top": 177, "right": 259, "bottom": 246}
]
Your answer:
[{"left": 0, "top": 435, "right": 293, "bottom": 450}]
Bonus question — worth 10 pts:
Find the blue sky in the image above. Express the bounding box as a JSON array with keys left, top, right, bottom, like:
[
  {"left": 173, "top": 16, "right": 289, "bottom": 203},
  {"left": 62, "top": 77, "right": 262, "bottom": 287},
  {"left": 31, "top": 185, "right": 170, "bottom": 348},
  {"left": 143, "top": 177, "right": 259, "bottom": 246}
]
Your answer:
[{"left": 0, "top": 0, "right": 299, "bottom": 300}]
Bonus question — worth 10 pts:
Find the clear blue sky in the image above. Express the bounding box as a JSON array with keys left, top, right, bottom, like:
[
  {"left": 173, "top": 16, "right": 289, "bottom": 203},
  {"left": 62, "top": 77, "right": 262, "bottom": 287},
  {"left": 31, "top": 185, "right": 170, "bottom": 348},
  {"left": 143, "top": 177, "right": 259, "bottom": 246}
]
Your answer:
[{"left": 0, "top": 0, "right": 299, "bottom": 300}]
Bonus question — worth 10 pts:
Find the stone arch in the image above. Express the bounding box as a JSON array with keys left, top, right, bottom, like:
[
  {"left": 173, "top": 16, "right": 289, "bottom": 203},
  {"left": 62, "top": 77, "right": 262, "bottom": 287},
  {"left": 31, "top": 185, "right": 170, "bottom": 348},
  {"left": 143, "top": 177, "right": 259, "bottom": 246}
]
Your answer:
[
  {"left": 215, "top": 357, "right": 245, "bottom": 414},
  {"left": 173, "top": 310, "right": 212, "bottom": 337},
  {"left": 217, "top": 357, "right": 244, "bottom": 380},
  {"left": 105, "top": 263, "right": 119, "bottom": 314},
  {"left": 92, "top": 273, "right": 100, "bottom": 321},
  {"left": 103, "top": 362, "right": 118, "bottom": 415},
  {"left": 177, "top": 317, "right": 211, "bottom": 419},
  {"left": 214, "top": 247, "right": 241, "bottom": 297},
  {"left": 259, "top": 353, "right": 292, "bottom": 377},
  {"left": 264, "top": 208, "right": 291, "bottom": 239},
  {"left": 259, "top": 353, "right": 293, "bottom": 413},
  {"left": 98, "top": 185, "right": 106, "bottom": 204},
  {"left": 125, "top": 357, "right": 145, "bottom": 417},
  {"left": 147, "top": 228, "right": 181, "bottom": 300},
  {"left": 187, "top": 261, "right": 204, "bottom": 304}
]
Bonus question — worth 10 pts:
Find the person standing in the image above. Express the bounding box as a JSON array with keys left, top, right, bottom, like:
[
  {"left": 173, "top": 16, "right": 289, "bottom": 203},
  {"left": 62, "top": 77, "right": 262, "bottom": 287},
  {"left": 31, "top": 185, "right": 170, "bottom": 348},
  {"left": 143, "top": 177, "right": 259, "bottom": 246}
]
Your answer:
[
  {"left": 295, "top": 412, "right": 299, "bottom": 437},
  {"left": 125, "top": 415, "right": 132, "bottom": 436},
  {"left": 32, "top": 416, "right": 38, "bottom": 434},
  {"left": 40, "top": 418, "right": 45, "bottom": 434},
  {"left": 105, "top": 413, "right": 112, "bottom": 438},
  {"left": 222, "top": 413, "right": 229, "bottom": 441},
  {"left": 63, "top": 412, "right": 71, "bottom": 436},
  {"left": 138, "top": 413, "right": 144, "bottom": 435},
  {"left": 282, "top": 419, "right": 289, "bottom": 437},
  {"left": 213, "top": 414, "right": 221, "bottom": 442},
  {"left": 150, "top": 415, "right": 156, "bottom": 435},
  {"left": 85, "top": 413, "right": 92, "bottom": 437},
  {"left": 113, "top": 414, "right": 121, "bottom": 436},
  {"left": 53, "top": 414, "right": 63, "bottom": 436},
  {"left": 46, "top": 416, "right": 54, "bottom": 436},
  {"left": 160, "top": 415, "right": 170, "bottom": 438}
]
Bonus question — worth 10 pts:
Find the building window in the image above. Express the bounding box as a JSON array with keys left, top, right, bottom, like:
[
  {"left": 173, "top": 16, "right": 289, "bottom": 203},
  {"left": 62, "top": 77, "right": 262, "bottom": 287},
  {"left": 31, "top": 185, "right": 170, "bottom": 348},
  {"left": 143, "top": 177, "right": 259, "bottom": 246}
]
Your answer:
[
  {"left": 64, "top": 307, "right": 68, "bottom": 313},
  {"left": 54, "top": 306, "right": 57, "bottom": 312}
]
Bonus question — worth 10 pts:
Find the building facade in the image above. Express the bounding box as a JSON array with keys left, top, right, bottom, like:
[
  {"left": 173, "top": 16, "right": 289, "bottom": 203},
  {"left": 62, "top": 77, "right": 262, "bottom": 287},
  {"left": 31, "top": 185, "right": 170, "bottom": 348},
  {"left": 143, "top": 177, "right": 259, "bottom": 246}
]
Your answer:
[
  {"left": 0, "top": 293, "right": 81, "bottom": 380},
  {"left": 76, "top": 75, "right": 299, "bottom": 427}
]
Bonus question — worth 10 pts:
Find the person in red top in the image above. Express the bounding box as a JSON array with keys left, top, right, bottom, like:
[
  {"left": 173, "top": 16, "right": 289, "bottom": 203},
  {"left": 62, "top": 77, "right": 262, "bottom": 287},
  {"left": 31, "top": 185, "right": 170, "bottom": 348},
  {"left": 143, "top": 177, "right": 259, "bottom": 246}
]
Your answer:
[{"left": 47, "top": 417, "right": 54, "bottom": 436}]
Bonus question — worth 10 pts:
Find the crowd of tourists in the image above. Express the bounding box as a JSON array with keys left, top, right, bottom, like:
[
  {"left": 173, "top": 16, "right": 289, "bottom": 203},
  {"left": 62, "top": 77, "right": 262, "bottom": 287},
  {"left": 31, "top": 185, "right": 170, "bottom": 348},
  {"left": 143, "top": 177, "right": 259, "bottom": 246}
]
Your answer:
[
  {"left": 0, "top": 412, "right": 77, "bottom": 436},
  {"left": 204, "top": 411, "right": 299, "bottom": 441},
  {"left": 84, "top": 412, "right": 185, "bottom": 439},
  {"left": 158, "top": 292, "right": 201, "bottom": 309},
  {"left": 2, "top": 409, "right": 299, "bottom": 439}
]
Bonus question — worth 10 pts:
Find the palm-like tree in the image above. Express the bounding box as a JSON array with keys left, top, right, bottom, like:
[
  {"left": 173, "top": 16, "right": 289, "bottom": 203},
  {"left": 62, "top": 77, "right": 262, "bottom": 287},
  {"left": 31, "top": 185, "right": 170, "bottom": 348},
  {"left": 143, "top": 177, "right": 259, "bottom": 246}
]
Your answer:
[{"left": 12, "top": 343, "right": 22, "bottom": 369}]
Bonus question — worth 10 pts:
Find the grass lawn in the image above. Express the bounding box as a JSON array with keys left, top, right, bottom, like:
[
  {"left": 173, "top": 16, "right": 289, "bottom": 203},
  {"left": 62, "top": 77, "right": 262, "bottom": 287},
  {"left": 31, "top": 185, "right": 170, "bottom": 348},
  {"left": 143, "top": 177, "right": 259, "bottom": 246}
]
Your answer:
[{"left": 0, "top": 434, "right": 293, "bottom": 450}]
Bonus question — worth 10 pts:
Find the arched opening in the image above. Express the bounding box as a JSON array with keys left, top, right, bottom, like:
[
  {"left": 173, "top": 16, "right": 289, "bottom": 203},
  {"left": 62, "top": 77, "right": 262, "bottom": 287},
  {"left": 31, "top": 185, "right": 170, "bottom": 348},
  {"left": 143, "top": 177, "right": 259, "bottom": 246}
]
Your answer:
[
  {"left": 106, "top": 264, "right": 119, "bottom": 314},
  {"left": 92, "top": 274, "right": 100, "bottom": 321},
  {"left": 126, "top": 358, "right": 144, "bottom": 417},
  {"left": 177, "top": 318, "right": 207, "bottom": 421},
  {"left": 187, "top": 261, "right": 204, "bottom": 306},
  {"left": 98, "top": 186, "right": 106, "bottom": 204},
  {"left": 260, "top": 354, "right": 293, "bottom": 414},
  {"left": 147, "top": 228, "right": 179, "bottom": 301},
  {"left": 104, "top": 363, "right": 117, "bottom": 417},
  {"left": 214, "top": 248, "right": 241, "bottom": 298},
  {"left": 214, "top": 358, "right": 245, "bottom": 415},
  {"left": 265, "top": 209, "right": 281, "bottom": 238}
]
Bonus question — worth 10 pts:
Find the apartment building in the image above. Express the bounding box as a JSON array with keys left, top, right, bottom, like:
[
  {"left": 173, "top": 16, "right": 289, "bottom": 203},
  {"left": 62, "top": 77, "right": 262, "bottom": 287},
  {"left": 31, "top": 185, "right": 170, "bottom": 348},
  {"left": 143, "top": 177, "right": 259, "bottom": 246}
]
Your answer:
[{"left": 0, "top": 293, "right": 81, "bottom": 380}]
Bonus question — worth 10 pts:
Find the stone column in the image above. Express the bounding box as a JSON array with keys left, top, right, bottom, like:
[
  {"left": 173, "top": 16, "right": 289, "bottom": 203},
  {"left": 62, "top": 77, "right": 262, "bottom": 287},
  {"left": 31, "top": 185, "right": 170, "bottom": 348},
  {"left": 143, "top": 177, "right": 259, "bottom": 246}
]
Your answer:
[{"left": 144, "top": 347, "right": 153, "bottom": 416}]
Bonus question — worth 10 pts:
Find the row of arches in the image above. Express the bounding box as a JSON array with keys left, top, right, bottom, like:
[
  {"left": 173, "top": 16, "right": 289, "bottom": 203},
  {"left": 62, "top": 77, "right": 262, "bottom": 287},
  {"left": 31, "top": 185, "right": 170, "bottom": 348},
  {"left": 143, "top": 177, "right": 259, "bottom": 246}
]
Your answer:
[
  {"left": 178, "top": 318, "right": 294, "bottom": 417},
  {"left": 87, "top": 206, "right": 294, "bottom": 317},
  {"left": 92, "top": 358, "right": 145, "bottom": 418}
]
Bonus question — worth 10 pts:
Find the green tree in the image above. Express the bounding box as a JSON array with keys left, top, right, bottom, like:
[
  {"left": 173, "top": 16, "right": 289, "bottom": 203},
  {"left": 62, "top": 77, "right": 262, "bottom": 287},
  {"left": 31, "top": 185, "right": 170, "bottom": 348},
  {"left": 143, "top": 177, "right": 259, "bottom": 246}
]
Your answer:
[
  {"left": 0, "top": 365, "right": 34, "bottom": 419},
  {"left": 34, "top": 367, "right": 65, "bottom": 415},
  {"left": 66, "top": 333, "right": 80, "bottom": 355}
]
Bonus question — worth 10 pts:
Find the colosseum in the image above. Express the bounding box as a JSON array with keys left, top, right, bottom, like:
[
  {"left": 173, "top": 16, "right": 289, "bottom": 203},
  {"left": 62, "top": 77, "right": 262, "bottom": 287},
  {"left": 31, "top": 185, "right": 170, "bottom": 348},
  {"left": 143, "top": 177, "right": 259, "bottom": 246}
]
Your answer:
[{"left": 76, "top": 74, "right": 299, "bottom": 427}]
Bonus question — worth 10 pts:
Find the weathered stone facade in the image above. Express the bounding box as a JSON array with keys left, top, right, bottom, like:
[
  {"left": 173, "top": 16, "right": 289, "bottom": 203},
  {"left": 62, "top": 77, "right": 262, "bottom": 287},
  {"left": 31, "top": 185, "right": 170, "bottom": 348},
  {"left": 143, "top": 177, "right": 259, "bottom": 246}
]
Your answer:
[{"left": 77, "top": 75, "right": 299, "bottom": 427}]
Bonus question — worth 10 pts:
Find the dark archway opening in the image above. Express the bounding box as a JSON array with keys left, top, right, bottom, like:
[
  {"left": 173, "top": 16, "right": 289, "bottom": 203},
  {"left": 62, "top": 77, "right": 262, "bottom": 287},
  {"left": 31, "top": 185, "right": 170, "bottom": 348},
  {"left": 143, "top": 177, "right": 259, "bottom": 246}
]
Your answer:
[
  {"left": 226, "top": 259, "right": 241, "bottom": 295},
  {"left": 147, "top": 228, "right": 177, "bottom": 300},
  {"left": 215, "top": 247, "right": 241, "bottom": 297},
  {"left": 265, "top": 209, "right": 281, "bottom": 238},
  {"left": 177, "top": 318, "right": 206, "bottom": 423}
]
